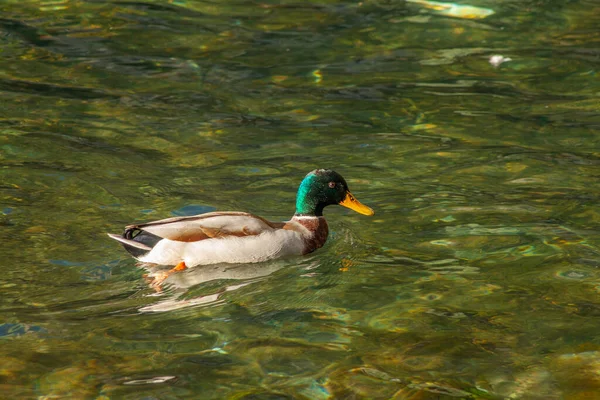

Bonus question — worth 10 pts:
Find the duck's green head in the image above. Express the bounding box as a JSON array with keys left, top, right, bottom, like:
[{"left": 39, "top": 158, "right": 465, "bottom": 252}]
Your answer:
[{"left": 295, "top": 169, "right": 374, "bottom": 217}]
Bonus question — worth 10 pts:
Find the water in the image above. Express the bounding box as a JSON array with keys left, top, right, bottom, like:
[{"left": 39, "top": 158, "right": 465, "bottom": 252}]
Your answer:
[{"left": 2, "top": 0, "right": 600, "bottom": 398}]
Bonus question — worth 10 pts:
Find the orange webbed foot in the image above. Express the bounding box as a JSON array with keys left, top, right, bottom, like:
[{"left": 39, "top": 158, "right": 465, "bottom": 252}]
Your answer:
[
  {"left": 172, "top": 261, "right": 187, "bottom": 272},
  {"left": 144, "top": 261, "right": 187, "bottom": 292}
]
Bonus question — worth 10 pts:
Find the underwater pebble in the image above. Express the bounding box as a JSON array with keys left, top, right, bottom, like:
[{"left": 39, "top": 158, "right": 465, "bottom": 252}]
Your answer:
[{"left": 556, "top": 270, "right": 589, "bottom": 280}]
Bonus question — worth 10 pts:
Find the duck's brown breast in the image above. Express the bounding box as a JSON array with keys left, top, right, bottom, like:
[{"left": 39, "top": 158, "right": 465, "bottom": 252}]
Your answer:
[{"left": 284, "top": 216, "right": 329, "bottom": 254}]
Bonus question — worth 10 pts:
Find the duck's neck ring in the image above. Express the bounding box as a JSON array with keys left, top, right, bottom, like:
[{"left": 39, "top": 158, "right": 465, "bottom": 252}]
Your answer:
[{"left": 293, "top": 215, "right": 323, "bottom": 220}]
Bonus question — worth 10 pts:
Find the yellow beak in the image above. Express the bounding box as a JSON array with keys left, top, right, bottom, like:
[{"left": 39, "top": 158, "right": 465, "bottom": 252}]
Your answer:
[{"left": 339, "top": 191, "right": 374, "bottom": 216}]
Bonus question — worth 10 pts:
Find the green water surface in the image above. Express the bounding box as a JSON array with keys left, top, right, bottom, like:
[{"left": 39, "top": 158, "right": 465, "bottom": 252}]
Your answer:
[{"left": 2, "top": 0, "right": 600, "bottom": 398}]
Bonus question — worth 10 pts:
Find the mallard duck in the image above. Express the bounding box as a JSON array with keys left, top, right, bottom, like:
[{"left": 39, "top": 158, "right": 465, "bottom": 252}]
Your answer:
[{"left": 108, "top": 169, "right": 373, "bottom": 282}]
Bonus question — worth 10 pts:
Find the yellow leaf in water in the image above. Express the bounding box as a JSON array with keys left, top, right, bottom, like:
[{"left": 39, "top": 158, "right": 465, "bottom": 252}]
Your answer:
[
  {"left": 408, "top": 123, "right": 437, "bottom": 131},
  {"left": 312, "top": 69, "right": 323, "bottom": 83},
  {"left": 25, "top": 226, "right": 46, "bottom": 234},
  {"left": 505, "top": 162, "right": 528, "bottom": 173},
  {"left": 272, "top": 75, "right": 288, "bottom": 83}
]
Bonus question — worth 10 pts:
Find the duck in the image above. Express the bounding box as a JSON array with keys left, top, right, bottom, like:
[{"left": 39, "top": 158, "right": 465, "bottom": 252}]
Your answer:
[{"left": 108, "top": 169, "right": 374, "bottom": 285}]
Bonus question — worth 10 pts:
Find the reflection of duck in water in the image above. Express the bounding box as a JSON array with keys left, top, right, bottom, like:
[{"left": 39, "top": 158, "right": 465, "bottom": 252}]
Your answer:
[
  {"left": 138, "top": 261, "right": 293, "bottom": 312},
  {"left": 108, "top": 169, "right": 373, "bottom": 288}
]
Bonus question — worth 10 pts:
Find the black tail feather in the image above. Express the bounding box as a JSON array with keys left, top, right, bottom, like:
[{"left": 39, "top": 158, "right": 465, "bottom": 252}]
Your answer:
[{"left": 121, "top": 228, "right": 162, "bottom": 258}]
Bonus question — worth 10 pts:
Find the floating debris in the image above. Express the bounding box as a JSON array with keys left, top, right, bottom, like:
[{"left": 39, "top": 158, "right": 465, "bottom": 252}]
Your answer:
[
  {"left": 431, "top": 240, "right": 454, "bottom": 246},
  {"left": 123, "top": 376, "right": 177, "bottom": 385},
  {"left": 407, "top": 0, "right": 495, "bottom": 19},
  {"left": 489, "top": 54, "right": 512, "bottom": 67},
  {"left": 435, "top": 215, "right": 456, "bottom": 223}
]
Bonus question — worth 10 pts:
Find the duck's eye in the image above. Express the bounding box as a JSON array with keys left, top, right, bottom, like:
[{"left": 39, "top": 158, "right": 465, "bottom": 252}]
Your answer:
[{"left": 328, "top": 181, "right": 336, "bottom": 189}]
